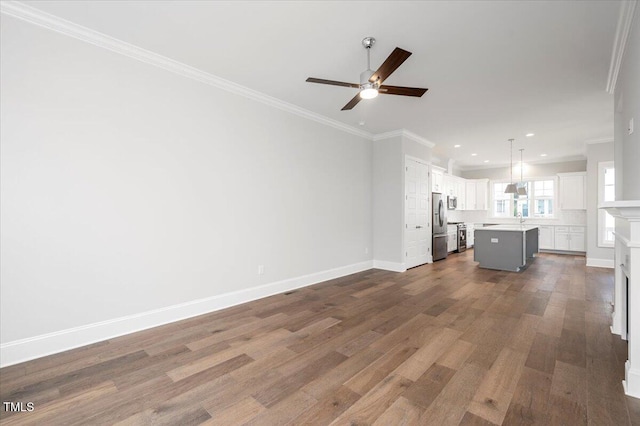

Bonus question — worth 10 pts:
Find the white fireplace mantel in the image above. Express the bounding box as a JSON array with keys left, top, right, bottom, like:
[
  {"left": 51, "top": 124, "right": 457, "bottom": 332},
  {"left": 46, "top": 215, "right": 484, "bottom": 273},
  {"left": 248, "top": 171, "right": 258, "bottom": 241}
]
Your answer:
[
  {"left": 601, "top": 201, "right": 640, "bottom": 222},
  {"left": 600, "top": 200, "right": 640, "bottom": 398}
]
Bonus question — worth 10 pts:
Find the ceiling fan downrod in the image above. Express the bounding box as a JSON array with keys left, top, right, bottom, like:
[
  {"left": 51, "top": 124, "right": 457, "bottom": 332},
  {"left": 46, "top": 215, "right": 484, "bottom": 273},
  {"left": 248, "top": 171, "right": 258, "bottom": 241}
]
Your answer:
[{"left": 361, "top": 37, "right": 376, "bottom": 84}]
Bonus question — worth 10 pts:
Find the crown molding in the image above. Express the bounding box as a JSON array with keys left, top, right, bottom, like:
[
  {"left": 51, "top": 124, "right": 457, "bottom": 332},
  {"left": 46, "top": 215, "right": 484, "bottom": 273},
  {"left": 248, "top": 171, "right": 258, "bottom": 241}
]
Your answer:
[
  {"left": 585, "top": 137, "right": 615, "bottom": 145},
  {"left": 373, "top": 129, "right": 435, "bottom": 148},
  {"left": 458, "top": 154, "right": 587, "bottom": 171},
  {"left": 606, "top": 0, "right": 638, "bottom": 94},
  {"left": 402, "top": 130, "right": 436, "bottom": 148},
  {"left": 0, "top": 1, "right": 373, "bottom": 140},
  {"left": 372, "top": 130, "right": 404, "bottom": 141}
]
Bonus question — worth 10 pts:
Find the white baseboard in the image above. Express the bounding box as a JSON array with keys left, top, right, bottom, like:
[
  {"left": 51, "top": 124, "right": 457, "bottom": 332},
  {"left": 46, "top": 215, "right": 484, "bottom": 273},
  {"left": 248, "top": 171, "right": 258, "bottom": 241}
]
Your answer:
[
  {"left": 624, "top": 361, "right": 640, "bottom": 399},
  {"left": 586, "top": 258, "right": 615, "bottom": 268},
  {"left": 0, "top": 260, "right": 374, "bottom": 368},
  {"left": 372, "top": 260, "right": 406, "bottom": 272}
]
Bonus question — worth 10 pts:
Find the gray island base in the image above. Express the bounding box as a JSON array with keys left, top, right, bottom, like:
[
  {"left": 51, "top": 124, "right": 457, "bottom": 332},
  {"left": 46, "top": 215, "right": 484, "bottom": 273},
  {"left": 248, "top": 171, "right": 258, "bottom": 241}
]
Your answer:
[{"left": 473, "top": 225, "right": 539, "bottom": 272}]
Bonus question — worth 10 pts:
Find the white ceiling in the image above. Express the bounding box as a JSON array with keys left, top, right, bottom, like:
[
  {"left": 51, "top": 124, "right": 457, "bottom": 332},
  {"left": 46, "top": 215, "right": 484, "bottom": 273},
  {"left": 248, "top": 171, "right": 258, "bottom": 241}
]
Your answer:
[{"left": 24, "top": 0, "right": 620, "bottom": 170}]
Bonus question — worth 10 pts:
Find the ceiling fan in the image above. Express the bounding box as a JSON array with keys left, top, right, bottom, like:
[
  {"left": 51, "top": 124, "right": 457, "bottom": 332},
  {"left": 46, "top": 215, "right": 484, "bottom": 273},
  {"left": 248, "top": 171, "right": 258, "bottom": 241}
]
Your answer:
[{"left": 306, "top": 37, "right": 428, "bottom": 111}]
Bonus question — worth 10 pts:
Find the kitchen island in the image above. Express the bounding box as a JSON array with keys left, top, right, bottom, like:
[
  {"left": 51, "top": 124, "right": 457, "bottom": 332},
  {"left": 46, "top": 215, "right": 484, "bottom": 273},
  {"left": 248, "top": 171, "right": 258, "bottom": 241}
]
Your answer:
[{"left": 474, "top": 225, "right": 539, "bottom": 272}]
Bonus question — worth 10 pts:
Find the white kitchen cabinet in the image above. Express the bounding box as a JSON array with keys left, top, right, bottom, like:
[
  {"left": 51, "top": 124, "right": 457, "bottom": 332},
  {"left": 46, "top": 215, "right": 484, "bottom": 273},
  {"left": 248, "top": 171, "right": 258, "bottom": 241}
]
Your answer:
[
  {"left": 466, "top": 223, "right": 475, "bottom": 247},
  {"left": 443, "top": 174, "right": 455, "bottom": 197},
  {"left": 475, "top": 179, "right": 488, "bottom": 210},
  {"left": 463, "top": 179, "right": 488, "bottom": 210},
  {"left": 447, "top": 231, "right": 457, "bottom": 253},
  {"left": 432, "top": 169, "right": 444, "bottom": 193},
  {"left": 558, "top": 172, "right": 586, "bottom": 210},
  {"left": 538, "top": 225, "right": 555, "bottom": 250},
  {"left": 456, "top": 178, "right": 466, "bottom": 210},
  {"left": 465, "top": 181, "right": 477, "bottom": 210},
  {"left": 569, "top": 226, "right": 586, "bottom": 251},
  {"left": 447, "top": 225, "right": 457, "bottom": 252},
  {"left": 554, "top": 226, "right": 585, "bottom": 252}
]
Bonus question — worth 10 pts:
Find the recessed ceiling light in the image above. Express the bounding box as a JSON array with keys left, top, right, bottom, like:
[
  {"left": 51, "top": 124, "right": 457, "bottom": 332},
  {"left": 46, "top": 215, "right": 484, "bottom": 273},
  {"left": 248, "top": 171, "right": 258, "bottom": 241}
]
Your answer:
[
  {"left": 358, "top": 121, "right": 365, "bottom": 126},
  {"left": 454, "top": 144, "right": 461, "bottom": 148},
  {"left": 540, "top": 153, "right": 547, "bottom": 157},
  {"left": 526, "top": 133, "right": 535, "bottom": 137},
  {"left": 471, "top": 153, "right": 478, "bottom": 156},
  {"left": 484, "top": 160, "right": 490, "bottom": 163}
]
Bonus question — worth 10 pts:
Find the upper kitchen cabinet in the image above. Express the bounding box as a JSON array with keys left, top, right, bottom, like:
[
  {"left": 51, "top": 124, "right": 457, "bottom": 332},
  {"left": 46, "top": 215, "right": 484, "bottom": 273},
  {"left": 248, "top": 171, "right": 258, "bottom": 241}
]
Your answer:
[
  {"left": 558, "top": 172, "right": 586, "bottom": 210},
  {"left": 432, "top": 168, "right": 444, "bottom": 193},
  {"left": 456, "top": 178, "right": 466, "bottom": 210},
  {"left": 443, "top": 174, "right": 455, "bottom": 197},
  {"left": 465, "top": 181, "right": 476, "bottom": 210},
  {"left": 443, "top": 174, "right": 467, "bottom": 208},
  {"left": 475, "top": 179, "right": 488, "bottom": 210},
  {"left": 465, "top": 179, "right": 489, "bottom": 210}
]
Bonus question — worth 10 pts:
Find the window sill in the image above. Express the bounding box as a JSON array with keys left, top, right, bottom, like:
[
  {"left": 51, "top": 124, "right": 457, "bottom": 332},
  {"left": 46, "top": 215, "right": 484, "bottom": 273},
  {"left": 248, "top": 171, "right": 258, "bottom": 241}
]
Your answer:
[{"left": 488, "top": 216, "right": 557, "bottom": 221}]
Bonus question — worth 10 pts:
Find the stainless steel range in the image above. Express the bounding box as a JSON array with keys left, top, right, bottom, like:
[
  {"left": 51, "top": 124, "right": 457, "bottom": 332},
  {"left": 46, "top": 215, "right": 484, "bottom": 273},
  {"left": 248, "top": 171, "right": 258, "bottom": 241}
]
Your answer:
[{"left": 457, "top": 223, "right": 467, "bottom": 253}]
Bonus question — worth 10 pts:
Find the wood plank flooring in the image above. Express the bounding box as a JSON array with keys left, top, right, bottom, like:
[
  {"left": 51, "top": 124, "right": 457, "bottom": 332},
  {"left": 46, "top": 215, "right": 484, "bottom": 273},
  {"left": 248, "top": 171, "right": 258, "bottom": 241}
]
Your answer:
[{"left": 2, "top": 251, "right": 640, "bottom": 425}]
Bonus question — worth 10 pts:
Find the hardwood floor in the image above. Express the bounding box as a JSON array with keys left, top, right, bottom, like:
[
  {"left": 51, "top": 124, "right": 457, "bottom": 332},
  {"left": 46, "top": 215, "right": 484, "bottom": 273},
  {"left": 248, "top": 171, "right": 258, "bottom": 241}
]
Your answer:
[{"left": 2, "top": 251, "right": 640, "bottom": 425}]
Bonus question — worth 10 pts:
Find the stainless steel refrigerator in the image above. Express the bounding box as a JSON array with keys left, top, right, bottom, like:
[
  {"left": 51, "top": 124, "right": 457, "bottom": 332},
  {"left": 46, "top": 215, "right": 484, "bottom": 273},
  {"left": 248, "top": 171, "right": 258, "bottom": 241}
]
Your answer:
[{"left": 432, "top": 192, "right": 448, "bottom": 261}]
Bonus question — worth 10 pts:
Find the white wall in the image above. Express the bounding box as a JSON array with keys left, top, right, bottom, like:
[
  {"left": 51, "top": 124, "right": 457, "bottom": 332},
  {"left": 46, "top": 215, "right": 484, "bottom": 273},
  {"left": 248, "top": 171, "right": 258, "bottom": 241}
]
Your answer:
[
  {"left": 372, "top": 136, "right": 403, "bottom": 266},
  {"left": 615, "top": 7, "right": 640, "bottom": 201},
  {"left": 458, "top": 160, "right": 588, "bottom": 226},
  {"left": 586, "top": 142, "right": 614, "bottom": 266},
  {"left": 0, "top": 16, "right": 373, "bottom": 363},
  {"left": 461, "top": 160, "right": 587, "bottom": 180},
  {"left": 371, "top": 134, "right": 432, "bottom": 270}
]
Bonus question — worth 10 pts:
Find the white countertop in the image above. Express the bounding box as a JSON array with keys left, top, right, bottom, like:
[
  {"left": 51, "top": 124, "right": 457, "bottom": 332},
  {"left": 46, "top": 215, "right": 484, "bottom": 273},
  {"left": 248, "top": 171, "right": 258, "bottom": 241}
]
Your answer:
[
  {"left": 476, "top": 224, "right": 539, "bottom": 232},
  {"left": 472, "top": 222, "right": 585, "bottom": 227}
]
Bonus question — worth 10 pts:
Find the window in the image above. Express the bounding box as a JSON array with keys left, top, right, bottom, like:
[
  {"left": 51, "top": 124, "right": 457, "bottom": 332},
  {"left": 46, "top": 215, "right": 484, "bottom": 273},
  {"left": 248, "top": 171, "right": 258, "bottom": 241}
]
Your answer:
[
  {"left": 532, "top": 180, "right": 554, "bottom": 217},
  {"left": 492, "top": 182, "right": 512, "bottom": 218},
  {"left": 490, "top": 178, "right": 556, "bottom": 219},
  {"left": 598, "top": 161, "right": 615, "bottom": 247}
]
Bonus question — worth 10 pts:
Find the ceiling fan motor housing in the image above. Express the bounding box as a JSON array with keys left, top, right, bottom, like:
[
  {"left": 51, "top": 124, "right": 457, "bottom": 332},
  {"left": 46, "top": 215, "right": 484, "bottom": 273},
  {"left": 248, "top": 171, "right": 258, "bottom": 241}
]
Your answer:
[{"left": 360, "top": 69, "right": 376, "bottom": 87}]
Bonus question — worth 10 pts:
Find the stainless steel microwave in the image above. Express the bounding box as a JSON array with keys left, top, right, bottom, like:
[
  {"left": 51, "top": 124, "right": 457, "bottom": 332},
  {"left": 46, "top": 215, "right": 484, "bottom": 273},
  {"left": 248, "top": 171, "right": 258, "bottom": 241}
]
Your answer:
[{"left": 447, "top": 196, "right": 457, "bottom": 210}]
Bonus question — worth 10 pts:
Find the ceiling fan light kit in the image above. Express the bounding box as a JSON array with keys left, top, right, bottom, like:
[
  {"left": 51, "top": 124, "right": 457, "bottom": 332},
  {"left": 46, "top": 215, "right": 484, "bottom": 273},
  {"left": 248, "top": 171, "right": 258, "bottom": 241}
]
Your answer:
[
  {"left": 306, "top": 37, "right": 428, "bottom": 110},
  {"left": 359, "top": 86, "right": 379, "bottom": 99}
]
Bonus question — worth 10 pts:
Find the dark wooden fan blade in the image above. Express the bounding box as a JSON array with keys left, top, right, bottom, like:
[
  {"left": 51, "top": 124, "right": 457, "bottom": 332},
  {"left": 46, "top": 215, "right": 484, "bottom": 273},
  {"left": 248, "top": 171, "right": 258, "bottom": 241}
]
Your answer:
[
  {"left": 379, "top": 85, "right": 428, "bottom": 97},
  {"left": 341, "top": 93, "right": 362, "bottom": 110},
  {"left": 306, "top": 77, "right": 360, "bottom": 88},
  {"left": 369, "top": 48, "right": 412, "bottom": 84}
]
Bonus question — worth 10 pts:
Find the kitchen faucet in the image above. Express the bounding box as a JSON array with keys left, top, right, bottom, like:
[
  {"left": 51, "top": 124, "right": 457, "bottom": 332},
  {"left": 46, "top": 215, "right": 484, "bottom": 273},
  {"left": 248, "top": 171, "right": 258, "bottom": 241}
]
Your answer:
[{"left": 517, "top": 212, "right": 525, "bottom": 224}]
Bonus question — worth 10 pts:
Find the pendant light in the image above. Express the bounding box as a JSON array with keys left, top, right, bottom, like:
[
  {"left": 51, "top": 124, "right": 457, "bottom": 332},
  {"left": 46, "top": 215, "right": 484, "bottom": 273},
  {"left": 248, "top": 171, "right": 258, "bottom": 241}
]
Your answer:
[
  {"left": 517, "top": 148, "right": 528, "bottom": 196},
  {"left": 504, "top": 139, "right": 517, "bottom": 194}
]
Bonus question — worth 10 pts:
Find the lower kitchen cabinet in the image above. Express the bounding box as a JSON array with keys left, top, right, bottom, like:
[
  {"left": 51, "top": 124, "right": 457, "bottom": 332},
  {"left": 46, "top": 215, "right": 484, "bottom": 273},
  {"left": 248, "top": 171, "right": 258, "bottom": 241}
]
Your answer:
[
  {"left": 538, "top": 226, "right": 555, "bottom": 250},
  {"left": 447, "top": 230, "right": 457, "bottom": 252},
  {"left": 553, "top": 226, "right": 585, "bottom": 252},
  {"left": 466, "top": 223, "right": 475, "bottom": 247}
]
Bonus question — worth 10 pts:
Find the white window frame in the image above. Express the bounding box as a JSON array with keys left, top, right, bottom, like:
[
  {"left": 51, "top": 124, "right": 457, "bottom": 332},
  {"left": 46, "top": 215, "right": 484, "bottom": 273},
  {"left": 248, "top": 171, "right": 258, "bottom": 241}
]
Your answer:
[
  {"left": 598, "top": 161, "right": 615, "bottom": 248},
  {"left": 491, "top": 181, "right": 513, "bottom": 218},
  {"left": 489, "top": 176, "right": 558, "bottom": 219}
]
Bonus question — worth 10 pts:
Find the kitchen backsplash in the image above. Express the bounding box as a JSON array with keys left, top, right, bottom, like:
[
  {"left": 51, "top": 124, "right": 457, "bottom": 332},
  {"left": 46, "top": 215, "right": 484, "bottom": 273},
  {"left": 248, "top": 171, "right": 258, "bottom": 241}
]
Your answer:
[{"left": 448, "top": 209, "right": 586, "bottom": 226}]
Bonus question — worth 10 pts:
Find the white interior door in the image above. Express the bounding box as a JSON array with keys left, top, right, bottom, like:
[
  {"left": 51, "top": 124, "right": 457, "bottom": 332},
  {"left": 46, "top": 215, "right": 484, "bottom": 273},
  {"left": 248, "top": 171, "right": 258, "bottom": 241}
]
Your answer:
[{"left": 405, "top": 158, "right": 431, "bottom": 269}]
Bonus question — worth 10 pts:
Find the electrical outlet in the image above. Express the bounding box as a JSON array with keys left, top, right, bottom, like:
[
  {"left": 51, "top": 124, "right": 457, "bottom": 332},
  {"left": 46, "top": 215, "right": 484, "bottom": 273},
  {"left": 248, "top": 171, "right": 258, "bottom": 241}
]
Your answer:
[{"left": 258, "top": 265, "right": 264, "bottom": 275}]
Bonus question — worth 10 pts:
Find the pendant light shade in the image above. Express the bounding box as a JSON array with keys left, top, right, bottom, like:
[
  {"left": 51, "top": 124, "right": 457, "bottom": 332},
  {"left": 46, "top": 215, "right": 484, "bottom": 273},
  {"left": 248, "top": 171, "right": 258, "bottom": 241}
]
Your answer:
[
  {"left": 504, "top": 139, "right": 518, "bottom": 194},
  {"left": 517, "top": 148, "right": 527, "bottom": 196}
]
